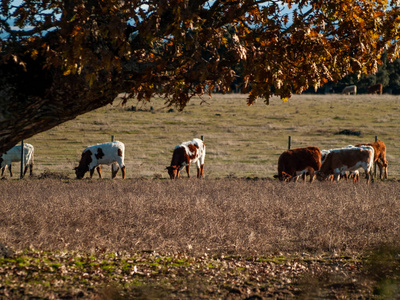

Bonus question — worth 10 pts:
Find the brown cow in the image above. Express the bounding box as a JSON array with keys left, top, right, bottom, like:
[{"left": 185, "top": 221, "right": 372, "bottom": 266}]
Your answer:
[
  {"left": 316, "top": 146, "right": 374, "bottom": 184},
  {"left": 368, "top": 83, "right": 383, "bottom": 95},
  {"left": 273, "top": 147, "right": 321, "bottom": 183},
  {"left": 356, "top": 140, "right": 388, "bottom": 179}
]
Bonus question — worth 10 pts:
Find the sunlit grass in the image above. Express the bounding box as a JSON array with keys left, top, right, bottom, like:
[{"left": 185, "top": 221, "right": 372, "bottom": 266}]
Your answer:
[{"left": 19, "top": 93, "right": 400, "bottom": 179}]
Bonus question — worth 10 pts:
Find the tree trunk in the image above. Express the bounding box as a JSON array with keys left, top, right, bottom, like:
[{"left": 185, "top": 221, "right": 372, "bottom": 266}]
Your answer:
[{"left": 0, "top": 56, "right": 121, "bottom": 153}]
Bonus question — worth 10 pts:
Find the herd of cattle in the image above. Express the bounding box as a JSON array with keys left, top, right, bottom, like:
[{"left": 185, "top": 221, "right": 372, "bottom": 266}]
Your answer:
[
  {"left": 341, "top": 83, "right": 383, "bottom": 95},
  {"left": 274, "top": 140, "right": 388, "bottom": 184},
  {"left": 0, "top": 138, "right": 388, "bottom": 183}
]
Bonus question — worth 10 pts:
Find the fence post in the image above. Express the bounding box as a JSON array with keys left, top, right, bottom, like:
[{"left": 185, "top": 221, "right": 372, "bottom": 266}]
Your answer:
[
  {"left": 374, "top": 135, "right": 378, "bottom": 178},
  {"left": 111, "top": 135, "right": 115, "bottom": 178},
  {"left": 201, "top": 135, "right": 204, "bottom": 141},
  {"left": 20, "top": 140, "right": 24, "bottom": 179},
  {"left": 288, "top": 136, "right": 291, "bottom": 150}
]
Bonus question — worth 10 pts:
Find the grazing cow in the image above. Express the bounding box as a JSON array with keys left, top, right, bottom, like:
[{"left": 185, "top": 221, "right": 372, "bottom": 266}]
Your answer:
[
  {"left": 368, "top": 83, "right": 383, "bottom": 95},
  {"left": 273, "top": 146, "right": 321, "bottom": 183},
  {"left": 356, "top": 140, "right": 388, "bottom": 180},
  {"left": 316, "top": 146, "right": 374, "bottom": 184},
  {"left": 75, "top": 141, "right": 126, "bottom": 179},
  {"left": 341, "top": 85, "right": 357, "bottom": 95},
  {"left": 0, "top": 143, "right": 34, "bottom": 177},
  {"left": 166, "top": 138, "right": 206, "bottom": 179}
]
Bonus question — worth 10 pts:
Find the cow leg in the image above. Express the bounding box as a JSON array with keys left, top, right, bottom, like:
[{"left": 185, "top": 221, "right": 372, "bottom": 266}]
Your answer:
[
  {"left": 89, "top": 167, "right": 96, "bottom": 178},
  {"left": 29, "top": 163, "right": 33, "bottom": 176},
  {"left": 1, "top": 166, "right": 5, "bottom": 176},
  {"left": 354, "top": 173, "right": 359, "bottom": 183},
  {"left": 9, "top": 165, "right": 13, "bottom": 177},
  {"left": 200, "top": 164, "right": 205, "bottom": 178},
  {"left": 120, "top": 166, "right": 126, "bottom": 179},
  {"left": 196, "top": 161, "right": 202, "bottom": 178},
  {"left": 302, "top": 172, "right": 307, "bottom": 183},
  {"left": 309, "top": 171, "right": 315, "bottom": 183},
  {"left": 97, "top": 166, "right": 102, "bottom": 178},
  {"left": 23, "top": 165, "right": 28, "bottom": 176},
  {"left": 334, "top": 173, "right": 340, "bottom": 182},
  {"left": 376, "top": 161, "right": 383, "bottom": 180},
  {"left": 186, "top": 165, "right": 191, "bottom": 178},
  {"left": 366, "top": 171, "right": 370, "bottom": 185},
  {"left": 344, "top": 172, "right": 349, "bottom": 181},
  {"left": 111, "top": 164, "right": 119, "bottom": 179}
]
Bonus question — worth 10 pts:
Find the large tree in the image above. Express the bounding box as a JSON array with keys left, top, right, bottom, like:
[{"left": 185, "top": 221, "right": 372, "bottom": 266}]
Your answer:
[{"left": 1, "top": 0, "right": 399, "bottom": 153}]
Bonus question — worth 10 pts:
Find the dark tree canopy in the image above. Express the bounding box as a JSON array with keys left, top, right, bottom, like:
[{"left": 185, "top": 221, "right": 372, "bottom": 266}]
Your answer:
[{"left": 1, "top": 0, "right": 399, "bottom": 153}]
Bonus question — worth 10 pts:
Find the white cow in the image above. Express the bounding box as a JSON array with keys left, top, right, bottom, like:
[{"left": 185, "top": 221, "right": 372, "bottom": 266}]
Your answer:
[
  {"left": 0, "top": 143, "right": 34, "bottom": 177},
  {"left": 75, "top": 141, "right": 126, "bottom": 179},
  {"left": 342, "top": 85, "right": 357, "bottom": 95}
]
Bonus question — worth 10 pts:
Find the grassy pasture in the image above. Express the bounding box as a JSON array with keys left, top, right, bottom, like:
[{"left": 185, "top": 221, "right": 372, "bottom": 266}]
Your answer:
[
  {"left": 6, "top": 94, "right": 394, "bottom": 178},
  {"left": 17, "top": 93, "right": 400, "bottom": 180}
]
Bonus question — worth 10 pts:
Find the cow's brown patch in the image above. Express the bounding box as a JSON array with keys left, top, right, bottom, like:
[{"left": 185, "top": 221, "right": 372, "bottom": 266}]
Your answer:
[
  {"left": 187, "top": 144, "right": 198, "bottom": 159},
  {"left": 117, "top": 148, "right": 123, "bottom": 157},
  {"left": 95, "top": 148, "right": 104, "bottom": 160}
]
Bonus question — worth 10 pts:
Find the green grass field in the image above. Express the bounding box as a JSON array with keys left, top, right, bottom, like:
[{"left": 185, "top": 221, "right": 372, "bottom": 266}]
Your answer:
[{"left": 20, "top": 93, "right": 400, "bottom": 180}]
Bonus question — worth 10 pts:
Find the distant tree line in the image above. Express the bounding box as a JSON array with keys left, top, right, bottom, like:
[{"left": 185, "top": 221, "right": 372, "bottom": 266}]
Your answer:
[
  {"left": 228, "top": 52, "right": 400, "bottom": 95},
  {"left": 324, "top": 52, "right": 400, "bottom": 94}
]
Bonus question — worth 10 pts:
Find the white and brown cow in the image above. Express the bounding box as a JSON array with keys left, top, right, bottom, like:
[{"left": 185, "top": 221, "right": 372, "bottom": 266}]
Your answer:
[
  {"left": 0, "top": 143, "right": 34, "bottom": 177},
  {"left": 273, "top": 146, "right": 321, "bottom": 183},
  {"left": 316, "top": 146, "right": 374, "bottom": 184},
  {"left": 342, "top": 85, "right": 357, "bottom": 95},
  {"left": 356, "top": 140, "right": 388, "bottom": 180},
  {"left": 166, "top": 138, "right": 206, "bottom": 179},
  {"left": 75, "top": 141, "right": 126, "bottom": 179}
]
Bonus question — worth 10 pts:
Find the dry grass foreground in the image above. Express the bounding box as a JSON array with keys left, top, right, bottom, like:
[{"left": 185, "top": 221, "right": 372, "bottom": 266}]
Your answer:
[
  {"left": 1, "top": 179, "right": 399, "bottom": 254},
  {"left": 1, "top": 179, "right": 400, "bottom": 298}
]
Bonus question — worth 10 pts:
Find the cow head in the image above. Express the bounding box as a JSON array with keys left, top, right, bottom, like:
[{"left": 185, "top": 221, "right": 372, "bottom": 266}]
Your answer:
[
  {"left": 75, "top": 150, "right": 92, "bottom": 179},
  {"left": 166, "top": 165, "right": 180, "bottom": 179},
  {"left": 273, "top": 171, "right": 292, "bottom": 182},
  {"left": 74, "top": 165, "right": 89, "bottom": 179}
]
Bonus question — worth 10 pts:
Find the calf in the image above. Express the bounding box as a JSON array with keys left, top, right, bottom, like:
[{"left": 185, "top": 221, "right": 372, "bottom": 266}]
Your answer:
[
  {"left": 75, "top": 141, "right": 126, "bottom": 179},
  {"left": 356, "top": 140, "right": 388, "bottom": 180},
  {"left": 166, "top": 138, "right": 206, "bottom": 179},
  {"left": 273, "top": 146, "right": 321, "bottom": 183},
  {"left": 316, "top": 146, "right": 374, "bottom": 184},
  {"left": 0, "top": 143, "right": 34, "bottom": 177}
]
